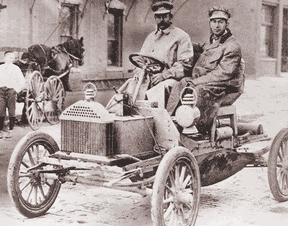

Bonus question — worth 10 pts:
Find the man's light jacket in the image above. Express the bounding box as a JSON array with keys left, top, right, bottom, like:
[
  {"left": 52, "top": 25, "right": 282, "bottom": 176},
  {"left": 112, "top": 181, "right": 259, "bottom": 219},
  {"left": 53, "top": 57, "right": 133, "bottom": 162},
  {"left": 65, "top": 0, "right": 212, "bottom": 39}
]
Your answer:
[{"left": 140, "top": 24, "right": 194, "bottom": 80}]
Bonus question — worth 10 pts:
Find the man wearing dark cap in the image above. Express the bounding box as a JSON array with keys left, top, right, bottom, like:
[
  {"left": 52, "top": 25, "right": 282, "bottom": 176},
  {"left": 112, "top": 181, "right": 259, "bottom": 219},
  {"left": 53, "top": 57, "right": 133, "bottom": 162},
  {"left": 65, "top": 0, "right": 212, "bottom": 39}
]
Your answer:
[
  {"left": 166, "top": 6, "right": 244, "bottom": 134},
  {"left": 130, "top": 1, "right": 194, "bottom": 108}
]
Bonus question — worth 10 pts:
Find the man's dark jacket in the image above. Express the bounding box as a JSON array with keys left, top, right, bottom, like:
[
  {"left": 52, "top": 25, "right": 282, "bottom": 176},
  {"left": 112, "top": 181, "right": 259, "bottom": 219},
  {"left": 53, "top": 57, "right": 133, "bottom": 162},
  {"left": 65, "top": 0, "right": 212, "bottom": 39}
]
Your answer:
[
  {"left": 192, "top": 29, "right": 243, "bottom": 92},
  {"left": 166, "top": 29, "right": 245, "bottom": 133}
]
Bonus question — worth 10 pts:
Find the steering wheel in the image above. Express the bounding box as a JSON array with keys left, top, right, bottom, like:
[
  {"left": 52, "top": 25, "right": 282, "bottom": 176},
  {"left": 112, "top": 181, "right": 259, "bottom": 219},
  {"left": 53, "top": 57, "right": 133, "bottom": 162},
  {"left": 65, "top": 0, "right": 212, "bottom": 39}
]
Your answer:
[{"left": 129, "top": 53, "right": 165, "bottom": 74}]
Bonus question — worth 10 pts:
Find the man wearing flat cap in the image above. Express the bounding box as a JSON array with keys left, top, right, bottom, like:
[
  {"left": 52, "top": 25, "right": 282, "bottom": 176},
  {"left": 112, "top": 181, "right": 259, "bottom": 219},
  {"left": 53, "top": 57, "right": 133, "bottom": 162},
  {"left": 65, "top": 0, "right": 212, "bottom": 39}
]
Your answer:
[
  {"left": 126, "top": 0, "right": 194, "bottom": 108},
  {"left": 167, "top": 6, "right": 244, "bottom": 134}
]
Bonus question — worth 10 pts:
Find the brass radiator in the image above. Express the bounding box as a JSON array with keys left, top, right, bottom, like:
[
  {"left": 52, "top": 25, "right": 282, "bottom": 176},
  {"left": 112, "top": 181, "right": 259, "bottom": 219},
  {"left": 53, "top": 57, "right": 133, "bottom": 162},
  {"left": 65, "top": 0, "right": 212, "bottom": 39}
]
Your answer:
[{"left": 60, "top": 101, "right": 114, "bottom": 156}]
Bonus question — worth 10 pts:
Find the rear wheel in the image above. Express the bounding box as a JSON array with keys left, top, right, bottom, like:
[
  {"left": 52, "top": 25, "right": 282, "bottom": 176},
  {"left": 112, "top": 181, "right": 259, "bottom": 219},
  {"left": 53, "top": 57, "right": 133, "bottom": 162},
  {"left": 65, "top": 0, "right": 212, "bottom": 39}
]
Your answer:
[
  {"left": 7, "top": 131, "right": 61, "bottom": 218},
  {"left": 151, "top": 146, "right": 201, "bottom": 226},
  {"left": 268, "top": 128, "right": 288, "bottom": 202},
  {"left": 44, "top": 76, "right": 65, "bottom": 125}
]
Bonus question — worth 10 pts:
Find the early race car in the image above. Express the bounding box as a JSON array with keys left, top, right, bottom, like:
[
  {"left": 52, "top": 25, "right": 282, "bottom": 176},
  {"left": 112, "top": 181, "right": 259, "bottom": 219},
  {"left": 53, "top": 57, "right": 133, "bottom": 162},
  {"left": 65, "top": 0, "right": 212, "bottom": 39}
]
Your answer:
[{"left": 7, "top": 53, "right": 284, "bottom": 226}]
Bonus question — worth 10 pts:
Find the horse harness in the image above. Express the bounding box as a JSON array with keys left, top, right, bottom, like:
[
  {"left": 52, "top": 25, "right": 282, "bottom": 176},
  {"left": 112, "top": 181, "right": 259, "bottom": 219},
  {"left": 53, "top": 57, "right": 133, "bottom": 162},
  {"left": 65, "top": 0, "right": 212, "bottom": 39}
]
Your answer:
[{"left": 26, "top": 43, "right": 81, "bottom": 77}]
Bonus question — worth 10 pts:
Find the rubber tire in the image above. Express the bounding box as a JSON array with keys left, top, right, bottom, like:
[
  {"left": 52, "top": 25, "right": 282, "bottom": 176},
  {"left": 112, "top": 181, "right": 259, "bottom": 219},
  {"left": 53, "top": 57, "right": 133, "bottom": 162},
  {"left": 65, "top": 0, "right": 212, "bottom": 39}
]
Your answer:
[
  {"left": 268, "top": 128, "right": 288, "bottom": 202},
  {"left": 151, "top": 146, "right": 201, "bottom": 226},
  {"left": 7, "top": 131, "right": 61, "bottom": 218}
]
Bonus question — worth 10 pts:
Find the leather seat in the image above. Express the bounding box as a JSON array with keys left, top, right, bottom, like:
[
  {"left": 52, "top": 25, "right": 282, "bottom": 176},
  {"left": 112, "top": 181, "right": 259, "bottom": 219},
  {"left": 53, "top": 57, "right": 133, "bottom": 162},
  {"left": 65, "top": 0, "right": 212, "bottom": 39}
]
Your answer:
[{"left": 221, "top": 58, "right": 245, "bottom": 106}]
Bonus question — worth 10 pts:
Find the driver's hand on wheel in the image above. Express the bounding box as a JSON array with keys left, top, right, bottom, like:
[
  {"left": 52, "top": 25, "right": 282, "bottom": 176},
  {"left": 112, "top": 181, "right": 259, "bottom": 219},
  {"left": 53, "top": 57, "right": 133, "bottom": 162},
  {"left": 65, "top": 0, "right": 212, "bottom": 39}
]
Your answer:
[{"left": 151, "top": 73, "right": 165, "bottom": 86}]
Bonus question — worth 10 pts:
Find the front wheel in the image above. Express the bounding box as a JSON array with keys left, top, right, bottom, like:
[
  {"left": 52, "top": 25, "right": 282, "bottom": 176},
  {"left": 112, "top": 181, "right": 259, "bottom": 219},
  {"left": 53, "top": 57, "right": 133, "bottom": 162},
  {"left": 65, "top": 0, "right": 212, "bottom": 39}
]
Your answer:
[
  {"left": 151, "top": 146, "right": 201, "bottom": 226},
  {"left": 7, "top": 131, "right": 61, "bottom": 218},
  {"left": 268, "top": 128, "right": 288, "bottom": 202}
]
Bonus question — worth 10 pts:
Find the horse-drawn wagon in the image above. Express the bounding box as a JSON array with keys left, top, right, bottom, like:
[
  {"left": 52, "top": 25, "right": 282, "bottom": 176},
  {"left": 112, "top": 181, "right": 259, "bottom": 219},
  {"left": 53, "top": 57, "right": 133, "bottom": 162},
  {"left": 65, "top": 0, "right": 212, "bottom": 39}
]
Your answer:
[
  {"left": 1, "top": 37, "right": 84, "bottom": 130},
  {"left": 6, "top": 53, "right": 287, "bottom": 226}
]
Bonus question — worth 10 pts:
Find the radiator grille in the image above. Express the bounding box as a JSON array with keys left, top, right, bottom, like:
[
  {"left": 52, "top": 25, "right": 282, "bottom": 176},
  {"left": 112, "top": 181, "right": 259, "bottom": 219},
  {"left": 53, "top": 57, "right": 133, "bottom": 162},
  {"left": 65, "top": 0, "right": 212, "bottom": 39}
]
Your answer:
[
  {"left": 60, "top": 101, "right": 114, "bottom": 156},
  {"left": 61, "top": 120, "right": 114, "bottom": 156}
]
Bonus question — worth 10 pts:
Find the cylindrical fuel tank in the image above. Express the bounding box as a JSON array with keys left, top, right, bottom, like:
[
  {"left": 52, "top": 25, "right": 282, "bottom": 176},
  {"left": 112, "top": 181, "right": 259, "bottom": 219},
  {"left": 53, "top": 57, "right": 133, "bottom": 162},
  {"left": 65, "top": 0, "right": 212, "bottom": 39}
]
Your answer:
[{"left": 215, "top": 126, "right": 233, "bottom": 140}]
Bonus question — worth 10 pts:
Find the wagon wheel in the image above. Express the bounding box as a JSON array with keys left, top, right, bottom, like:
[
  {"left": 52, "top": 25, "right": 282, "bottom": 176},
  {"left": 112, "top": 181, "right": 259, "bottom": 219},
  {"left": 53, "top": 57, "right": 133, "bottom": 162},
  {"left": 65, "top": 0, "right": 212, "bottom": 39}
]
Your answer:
[
  {"left": 7, "top": 131, "right": 61, "bottom": 218},
  {"left": 268, "top": 128, "right": 288, "bottom": 202},
  {"left": 44, "top": 76, "right": 66, "bottom": 125},
  {"left": 151, "top": 146, "right": 201, "bottom": 226},
  {"left": 25, "top": 71, "right": 45, "bottom": 130},
  {"left": 129, "top": 53, "right": 165, "bottom": 74}
]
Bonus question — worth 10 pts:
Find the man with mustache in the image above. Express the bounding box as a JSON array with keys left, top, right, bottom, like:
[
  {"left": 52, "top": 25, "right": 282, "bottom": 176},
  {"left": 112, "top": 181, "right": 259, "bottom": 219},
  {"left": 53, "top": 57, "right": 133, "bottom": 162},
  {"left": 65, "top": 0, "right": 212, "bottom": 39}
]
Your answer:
[
  {"left": 127, "top": 1, "right": 194, "bottom": 109},
  {"left": 166, "top": 6, "right": 244, "bottom": 135}
]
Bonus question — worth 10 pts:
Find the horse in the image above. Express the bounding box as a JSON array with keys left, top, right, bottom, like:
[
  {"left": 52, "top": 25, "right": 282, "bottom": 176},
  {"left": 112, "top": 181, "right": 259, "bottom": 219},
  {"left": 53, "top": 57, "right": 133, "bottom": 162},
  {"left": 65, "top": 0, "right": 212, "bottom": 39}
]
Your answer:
[
  {"left": 19, "top": 37, "right": 84, "bottom": 91},
  {"left": 16, "top": 37, "right": 84, "bottom": 125}
]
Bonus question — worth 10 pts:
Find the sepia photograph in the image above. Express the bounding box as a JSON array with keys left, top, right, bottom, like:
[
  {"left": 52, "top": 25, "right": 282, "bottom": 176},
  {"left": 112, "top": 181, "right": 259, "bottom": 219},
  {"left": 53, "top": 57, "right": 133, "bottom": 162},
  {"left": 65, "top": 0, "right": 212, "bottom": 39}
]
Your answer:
[{"left": 1, "top": 0, "right": 288, "bottom": 225}]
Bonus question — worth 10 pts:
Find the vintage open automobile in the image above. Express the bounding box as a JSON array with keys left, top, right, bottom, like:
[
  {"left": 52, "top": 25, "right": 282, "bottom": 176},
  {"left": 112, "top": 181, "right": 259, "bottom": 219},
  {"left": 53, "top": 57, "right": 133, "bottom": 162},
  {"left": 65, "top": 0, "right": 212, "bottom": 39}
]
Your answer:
[{"left": 6, "top": 53, "right": 287, "bottom": 226}]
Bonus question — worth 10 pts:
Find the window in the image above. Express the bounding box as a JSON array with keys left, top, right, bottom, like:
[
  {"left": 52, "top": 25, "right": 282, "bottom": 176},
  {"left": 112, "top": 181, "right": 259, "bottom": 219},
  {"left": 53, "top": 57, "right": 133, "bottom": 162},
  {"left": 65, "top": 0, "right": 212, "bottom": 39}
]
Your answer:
[
  {"left": 107, "top": 9, "right": 123, "bottom": 67},
  {"left": 282, "top": 8, "right": 288, "bottom": 71},
  {"left": 282, "top": 9, "right": 288, "bottom": 57},
  {"left": 60, "top": 4, "right": 79, "bottom": 42},
  {"left": 260, "top": 5, "right": 275, "bottom": 57}
]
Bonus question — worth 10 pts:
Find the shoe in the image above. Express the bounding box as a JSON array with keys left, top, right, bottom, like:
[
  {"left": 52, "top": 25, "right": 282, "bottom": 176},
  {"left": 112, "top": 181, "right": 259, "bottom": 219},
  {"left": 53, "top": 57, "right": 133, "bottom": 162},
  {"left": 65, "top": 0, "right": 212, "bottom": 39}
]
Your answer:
[
  {"left": 5, "top": 130, "right": 12, "bottom": 138},
  {"left": 0, "top": 131, "right": 3, "bottom": 139},
  {"left": 17, "top": 121, "right": 28, "bottom": 127},
  {"left": 0, "top": 4, "right": 7, "bottom": 9}
]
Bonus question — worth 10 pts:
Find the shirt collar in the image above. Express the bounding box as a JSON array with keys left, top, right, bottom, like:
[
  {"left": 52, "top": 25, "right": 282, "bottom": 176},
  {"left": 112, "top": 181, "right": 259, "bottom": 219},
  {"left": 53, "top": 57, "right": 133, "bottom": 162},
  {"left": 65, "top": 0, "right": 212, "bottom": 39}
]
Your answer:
[
  {"left": 155, "top": 23, "right": 175, "bottom": 35},
  {"left": 211, "top": 29, "right": 228, "bottom": 43}
]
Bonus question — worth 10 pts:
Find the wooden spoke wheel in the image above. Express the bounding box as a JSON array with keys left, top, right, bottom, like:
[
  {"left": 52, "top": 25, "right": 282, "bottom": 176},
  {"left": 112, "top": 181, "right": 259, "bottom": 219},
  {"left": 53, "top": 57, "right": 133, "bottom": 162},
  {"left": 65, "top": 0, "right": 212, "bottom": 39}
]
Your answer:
[
  {"left": 268, "top": 128, "right": 288, "bottom": 202},
  {"left": 25, "top": 71, "right": 45, "bottom": 130},
  {"left": 151, "top": 147, "right": 201, "bottom": 226},
  {"left": 7, "top": 132, "right": 61, "bottom": 218},
  {"left": 44, "top": 76, "right": 66, "bottom": 125}
]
